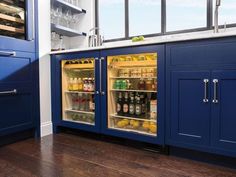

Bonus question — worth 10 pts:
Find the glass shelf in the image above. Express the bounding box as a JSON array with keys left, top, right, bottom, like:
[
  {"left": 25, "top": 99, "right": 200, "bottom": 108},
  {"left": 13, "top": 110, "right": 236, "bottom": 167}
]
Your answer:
[
  {"left": 65, "top": 91, "right": 95, "bottom": 94},
  {"left": 110, "top": 89, "right": 157, "bottom": 93},
  {"left": 51, "top": 23, "right": 87, "bottom": 37},
  {"left": 109, "top": 77, "right": 157, "bottom": 79},
  {"left": 109, "top": 127, "right": 156, "bottom": 137},
  {"left": 110, "top": 114, "right": 156, "bottom": 123},
  {"left": 52, "top": 0, "right": 86, "bottom": 14},
  {"left": 65, "top": 109, "right": 95, "bottom": 115}
]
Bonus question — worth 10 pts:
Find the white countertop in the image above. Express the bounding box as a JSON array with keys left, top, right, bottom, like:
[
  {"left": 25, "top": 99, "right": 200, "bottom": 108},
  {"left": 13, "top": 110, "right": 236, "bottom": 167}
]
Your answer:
[{"left": 50, "top": 27, "right": 236, "bottom": 55}]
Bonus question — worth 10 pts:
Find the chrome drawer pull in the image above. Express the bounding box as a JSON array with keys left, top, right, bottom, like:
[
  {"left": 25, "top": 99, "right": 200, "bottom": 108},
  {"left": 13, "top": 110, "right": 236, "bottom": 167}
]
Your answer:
[
  {"left": 0, "top": 51, "right": 16, "bottom": 57},
  {"left": 203, "top": 79, "right": 209, "bottom": 103},
  {"left": 213, "top": 79, "right": 219, "bottom": 104},
  {"left": 0, "top": 89, "right": 17, "bottom": 95}
]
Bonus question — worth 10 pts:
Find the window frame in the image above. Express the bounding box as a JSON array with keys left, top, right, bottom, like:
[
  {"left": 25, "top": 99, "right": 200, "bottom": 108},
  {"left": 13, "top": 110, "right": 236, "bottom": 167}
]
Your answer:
[{"left": 96, "top": 0, "right": 236, "bottom": 42}]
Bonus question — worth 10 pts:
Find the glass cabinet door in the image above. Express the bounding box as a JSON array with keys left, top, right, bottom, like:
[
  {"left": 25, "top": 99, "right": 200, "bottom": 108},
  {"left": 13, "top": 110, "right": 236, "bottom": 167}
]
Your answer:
[
  {"left": 0, "top": 0, "right": 27, "bottom": 39},
  {"left": 107, "top": 53, "right": 158, "bottom": 136},
  {"left": 61, "top": 58, "right": 96, "bottom": 125}
]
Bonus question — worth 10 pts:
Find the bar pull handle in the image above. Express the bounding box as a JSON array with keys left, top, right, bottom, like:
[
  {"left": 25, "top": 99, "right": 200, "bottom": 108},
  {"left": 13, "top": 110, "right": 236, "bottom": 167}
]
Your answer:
[
  {"left": 100, "top": 57, "right": 105, "bottom": 96},
  {"left": 0, "top": 89, "right": 17, "bottom": 95},
  {"left": 0, "top": 51, "right": 16, "bottom": 57},
  {"left": 213, "top": 79, "right": 219, "bottom": 104},
  {"left": 203, "top": 79, "right": 209, "bottom": 103}
]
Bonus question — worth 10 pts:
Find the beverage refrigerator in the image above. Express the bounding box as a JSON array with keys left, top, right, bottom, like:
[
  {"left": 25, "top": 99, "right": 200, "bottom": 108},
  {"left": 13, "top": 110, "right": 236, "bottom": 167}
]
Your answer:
[{"left": 51, "top": 45, "right": 165, "bottom": 145}]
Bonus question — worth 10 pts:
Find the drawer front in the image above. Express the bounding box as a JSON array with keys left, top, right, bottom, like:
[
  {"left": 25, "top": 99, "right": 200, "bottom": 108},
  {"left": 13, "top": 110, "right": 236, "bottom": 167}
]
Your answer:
[
  {"left": 0, "top": 85, "right": 33, "bottom": 134},
  {"left": 0, "top": 51, "right": 34, "bottom": 83},
  {"left": 167, "top": 38, "right": 236, "bottom": 66}
]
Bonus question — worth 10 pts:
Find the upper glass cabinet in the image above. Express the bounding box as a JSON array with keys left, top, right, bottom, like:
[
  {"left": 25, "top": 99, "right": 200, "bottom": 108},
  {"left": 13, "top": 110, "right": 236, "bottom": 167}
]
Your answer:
[{"left": 0, "top": 0, "right": 27, "bottom": 40}]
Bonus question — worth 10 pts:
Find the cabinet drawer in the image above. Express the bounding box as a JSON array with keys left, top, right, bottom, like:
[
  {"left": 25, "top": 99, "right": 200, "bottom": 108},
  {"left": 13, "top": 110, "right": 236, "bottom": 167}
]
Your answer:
[
  {"left": 167, "top": 38, "right": 236, "bottom": 66},
  {"left": 0, "top": 51, "right": 34, "bottom": 83},
  {"left": 0, "top": 86, "right": 33, "bottom": 135}
]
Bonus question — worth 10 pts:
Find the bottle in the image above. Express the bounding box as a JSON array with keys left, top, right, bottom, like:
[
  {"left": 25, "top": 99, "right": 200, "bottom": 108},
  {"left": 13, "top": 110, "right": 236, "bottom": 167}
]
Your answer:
[
  {"left": 72, "top": 78, "right": 79, "bottom": 91},
  {"left": 135, "top": 93, "right": 142, "bottom": 117},
  {"left": 89, "top": 95, "right": 95, "bottom": 112},
  {"left": 83, "top": 78, "right": 88, "bottom": 91},
  {"left": 140, "top": 93, "right": 147, "bottom": 117},
  {"left": 129, "top": 93, "right": 135, "bottom": 116},
  {"left": 78, "top": 78, "right": 83, "bottom": 91},
  {"left": 150, "top": 93, "right": 157, "bottom": 120},
  {"left": 77, "top": 93, "right": 83, "bottom": 110},
  {"left": 87, "top": 78, "right": 93, "bottom": 92},
  {"left": 117, "top": 92, "right": 123, "bottom": 115},
  {"left": 68, "top": 78, "right": 73, "bottom": 91},
  {"left": 138, "top": 79, "right": 146, "bottom": 90},
  {"left": 123, "top": 92, "right": 129, "bottom": 116}
]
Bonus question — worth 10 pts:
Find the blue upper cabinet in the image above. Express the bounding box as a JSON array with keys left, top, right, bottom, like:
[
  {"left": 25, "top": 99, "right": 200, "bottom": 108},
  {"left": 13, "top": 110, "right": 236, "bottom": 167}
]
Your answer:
[
  {"left": 0, "top": 0, "right": 35, "bottom": 52},
  {"left": 211, "top": 71, "right": 236, "bottom": 152},
  {"left": 170, "top": 71, "right": 211, "bottom": 146}
]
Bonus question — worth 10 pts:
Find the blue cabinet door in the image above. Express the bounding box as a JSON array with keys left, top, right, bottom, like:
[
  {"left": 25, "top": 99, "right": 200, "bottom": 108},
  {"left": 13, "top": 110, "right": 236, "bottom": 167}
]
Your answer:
[
  {"left": 0, "top": 0, "right": 35, "bottom": 52},
  {"left": 170, "top": 71, "right": 211, "bottom": 146},
  {"left": 0, "top": 51, "right": 37, "bottom": 136},
  {"left": 211, "top": 71, "right": 236, "bottom": 151},
  {"left": 51, "top": 51, "right": 101, "bottom": 133}
]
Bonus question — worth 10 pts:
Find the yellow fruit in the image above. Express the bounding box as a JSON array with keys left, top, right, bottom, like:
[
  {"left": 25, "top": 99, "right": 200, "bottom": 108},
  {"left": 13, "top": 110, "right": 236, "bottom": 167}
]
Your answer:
[
  {"left": 149, "top": 124, "right": 157, "bottom": 133},
  {"left": 117, "top": 121, "right": 124, "bottom": 128},
  {"left": 123, "top": 119, "right": 129, "bottom": 126},
  {"left": 130, "top": 120, "right": 135, "bottom": 126},
  {"left": 132, "top": 121, "right": 140, "bottom": 128},
  {"left": 142, "top": 121, "right": 150, "bottom": 130}
]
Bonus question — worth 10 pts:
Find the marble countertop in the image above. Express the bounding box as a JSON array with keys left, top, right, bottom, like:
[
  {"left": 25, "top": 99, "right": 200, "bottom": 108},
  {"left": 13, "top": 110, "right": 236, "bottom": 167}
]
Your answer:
[{"left": 50, "top": 27, "right": 236, "bottom": 55}]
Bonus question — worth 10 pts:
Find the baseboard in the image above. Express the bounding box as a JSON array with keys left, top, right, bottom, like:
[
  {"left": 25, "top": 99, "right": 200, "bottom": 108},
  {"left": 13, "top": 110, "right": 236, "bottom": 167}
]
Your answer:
[{"left": 40, "top": 121, "right": 53, "bottom": 137}]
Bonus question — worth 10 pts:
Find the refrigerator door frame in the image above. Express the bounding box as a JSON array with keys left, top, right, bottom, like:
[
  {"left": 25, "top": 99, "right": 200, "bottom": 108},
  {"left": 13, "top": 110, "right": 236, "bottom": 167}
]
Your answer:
[
  {"left": 100, "top": 45, "right": 165, "bottom": 145},
  {"left": 51, "top": 50, "right": 101, "bottom": 133}
]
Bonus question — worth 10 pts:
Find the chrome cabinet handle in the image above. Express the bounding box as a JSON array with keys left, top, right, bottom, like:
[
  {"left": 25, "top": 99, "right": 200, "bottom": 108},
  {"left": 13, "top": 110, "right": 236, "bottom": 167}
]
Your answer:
[
  {"left": 0, "top": 51, "right": 16, "bottom": 57},
  {"left": 0, "top": 89, "right": 17, "bottom": 95},
  {"left": 203, "top": 79, "right": 209, "bottom": 103},
  {"left": 213, "top": 79, "right": 219, "bottom": 104},
  {"left": 94, "top": 58, "right": 100, "bottom": 95}
]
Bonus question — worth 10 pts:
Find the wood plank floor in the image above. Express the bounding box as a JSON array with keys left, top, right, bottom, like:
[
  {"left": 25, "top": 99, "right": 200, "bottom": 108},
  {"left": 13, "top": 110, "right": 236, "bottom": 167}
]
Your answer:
[{"left": 0, "top": 133, "right": 235, "bottom": 177}]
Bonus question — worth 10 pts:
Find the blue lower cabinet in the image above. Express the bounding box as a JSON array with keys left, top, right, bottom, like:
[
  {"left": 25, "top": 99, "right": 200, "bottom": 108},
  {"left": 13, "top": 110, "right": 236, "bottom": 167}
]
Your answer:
[
  {"left": 211, "top": 71, "right": 236, "bottom": 152},
  {"left": 169, "top": 71, "right": 211, "bottom": 146}
]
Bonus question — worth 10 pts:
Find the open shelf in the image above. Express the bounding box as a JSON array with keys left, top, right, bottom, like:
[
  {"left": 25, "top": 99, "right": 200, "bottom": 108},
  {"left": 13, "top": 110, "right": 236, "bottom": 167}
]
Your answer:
[
  {"left": 110, "top": 114, "right": 156, "bottom": 123},
  {"left": 65, "top": 91, "right": 94, "bottom": 94},
  {"left": 110, "top": 89, "right": 157, "bottom": 93},
  {"left": 65, "top": 109, "right": 95, "bottom": 115},
  {"left": 51, "top": 23, "right": 87, "bottom": 37},
  {"left": 52, "top": 0, "right": 86, "bottom": 14},
  {"left": 109, "top": 127, "right": 156, "bottom": 137}
]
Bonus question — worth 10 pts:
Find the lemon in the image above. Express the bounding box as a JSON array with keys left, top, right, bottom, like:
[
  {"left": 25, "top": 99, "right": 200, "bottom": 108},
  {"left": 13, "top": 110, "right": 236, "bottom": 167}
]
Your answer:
[
  {"left": 132, "top": 121, "right": 140, "bottom": 128},
  {"left": 142, "top": 121, "right": 150, "bottom": 130},
  {"left": 149, "top": 124, "right": 157, "bottom": 133}
]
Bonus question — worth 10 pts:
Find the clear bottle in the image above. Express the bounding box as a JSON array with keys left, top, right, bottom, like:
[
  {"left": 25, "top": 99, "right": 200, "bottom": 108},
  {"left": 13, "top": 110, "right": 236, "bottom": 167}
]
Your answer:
[
  {"left": 78, "top": 78, "right": 83, "bottom": 91},
  {"left": 68, "top": 78, "right": 74, "bottom": 91},
  {"left": 72, "top": 78, "right": 79, "bottom": 91}
]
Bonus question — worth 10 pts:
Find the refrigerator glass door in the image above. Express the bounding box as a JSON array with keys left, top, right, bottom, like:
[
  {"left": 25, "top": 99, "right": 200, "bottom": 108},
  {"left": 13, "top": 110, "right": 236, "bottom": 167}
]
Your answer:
[
  {"left": 61, "top": 58, "right": 96, "bottom": 125},
  {"left": 107, "top": 53, "right": 158, "bottom": 136}
]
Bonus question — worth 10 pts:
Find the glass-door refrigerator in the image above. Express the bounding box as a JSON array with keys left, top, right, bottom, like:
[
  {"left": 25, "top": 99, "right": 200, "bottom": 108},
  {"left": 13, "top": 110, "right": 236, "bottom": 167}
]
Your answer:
[
  {"left": 101, "top": 45, "right": 165, "bottom": 145},
  {"left": 51, "top": 52, "right": 101, "bottom": 133}
]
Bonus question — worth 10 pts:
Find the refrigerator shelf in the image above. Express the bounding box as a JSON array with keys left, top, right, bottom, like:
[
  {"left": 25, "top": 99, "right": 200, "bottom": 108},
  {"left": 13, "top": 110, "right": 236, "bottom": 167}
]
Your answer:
[
  {"left": 65, "top": 109, "right": 95, "bottom": 115},
  {"left": 0, "top": 13, "right": 24, "bottom": 24},
  {"left": 109, "top": 77, "right": 157, "bottom": 79},
  {"left": 110, "top": 114, "right": 157, "bottom": 123},
  {"left": 65, "top": 91, "right": 95, "bottom": 94},
  {"left": 109, "top": 127, "right": 156, "bottom": 137},
  {"left": 109, "top": 60, "right": 156, "bottom": 68},
  {"left": 64, "top": 63, "right": 94, "bottom": 69},
  {"left": 110, "top": 89, "right": 157, "bottom": 93},
  {"left": 0, "top": 24, "right": 24, "bottom": 34},
  {"left": 63, "top": 119, "right": 95, "bottom": 126}
]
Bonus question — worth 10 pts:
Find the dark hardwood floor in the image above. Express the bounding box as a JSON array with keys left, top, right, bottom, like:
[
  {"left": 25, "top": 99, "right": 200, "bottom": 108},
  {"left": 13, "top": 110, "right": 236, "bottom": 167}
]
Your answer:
[{"left": 0, "top": 133, "right": 235, "bottom": 177}]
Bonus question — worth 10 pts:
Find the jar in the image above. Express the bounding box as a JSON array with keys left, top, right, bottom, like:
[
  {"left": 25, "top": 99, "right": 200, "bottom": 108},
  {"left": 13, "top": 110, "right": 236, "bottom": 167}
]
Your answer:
[{"left": 146, "top": 79, "right": 153, "bottom": 91}]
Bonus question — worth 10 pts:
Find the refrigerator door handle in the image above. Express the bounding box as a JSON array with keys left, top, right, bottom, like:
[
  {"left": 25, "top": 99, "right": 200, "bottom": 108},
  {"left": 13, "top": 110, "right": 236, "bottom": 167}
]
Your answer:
[
  {"left": 95, "top": 57, "right": 100, "bottom": 94},
  {"left": 212, "top": 79, "right": 219, "bottom": 104},
  {"left": 100, "top": 57, "right": 105, "bottom": 95}
]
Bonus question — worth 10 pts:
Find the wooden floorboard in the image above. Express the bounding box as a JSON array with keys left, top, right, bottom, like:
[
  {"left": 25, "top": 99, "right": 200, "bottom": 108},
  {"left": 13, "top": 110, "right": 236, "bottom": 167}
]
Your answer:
[{"left": 0, "top": 133, "right": 235, "bottom": 177}]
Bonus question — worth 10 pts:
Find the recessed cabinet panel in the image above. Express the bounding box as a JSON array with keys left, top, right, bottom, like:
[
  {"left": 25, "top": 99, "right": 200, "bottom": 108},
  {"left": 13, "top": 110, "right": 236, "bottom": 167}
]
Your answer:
[
  {"left": 212, "top": 71, "right": 236, "bottom": 150},
  {"left": 0, "top": 56, "right": 31, "bottom": 83},
  {"left": 170, "top": 71, "right": 211, "bottom": 145}
]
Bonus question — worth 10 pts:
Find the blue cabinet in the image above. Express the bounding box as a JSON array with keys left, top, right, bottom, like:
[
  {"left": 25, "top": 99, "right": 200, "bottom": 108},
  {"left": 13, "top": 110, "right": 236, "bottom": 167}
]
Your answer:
[
  {"left": 211, "top": 71, "right": 236, "bottom": 152},
  {"left": 0, "top": 51, "right": 38, "bottom": 136},
  {"left": 170, "top": 71, "right": 211, "bottom": 146},
  {"left": 166, "top": 38, "right": 236, "bottom": 157}
]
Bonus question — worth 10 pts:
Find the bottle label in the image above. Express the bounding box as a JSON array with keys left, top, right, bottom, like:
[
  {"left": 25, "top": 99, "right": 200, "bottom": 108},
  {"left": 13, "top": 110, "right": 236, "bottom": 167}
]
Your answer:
[
  {"left": 117, "top": 103, "right": 121, "bottom": 112},
  {"left": 129, "top": 105, "right": 134, "bottom": 114},
  {"left": 123, "top": 104, "right": 128, "bottom": 113},
  {"left": 135, "top": 105, "right": 141, "bottom": 115}
]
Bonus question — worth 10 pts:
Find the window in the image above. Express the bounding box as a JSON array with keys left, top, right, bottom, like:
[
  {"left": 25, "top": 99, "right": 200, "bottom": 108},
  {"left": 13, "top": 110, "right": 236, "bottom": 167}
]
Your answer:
[
  {"left": 166, "top": 0, "right": 207, "bottom": 32},
  {"left": 129, "top": 0, "right": 162, "bottom": 36},
  {"left": 213, "top": 0, "right": 236, "bottom": 26},
  {"left": 98, "top": 0, "right": 125, "bottom": 40}
]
